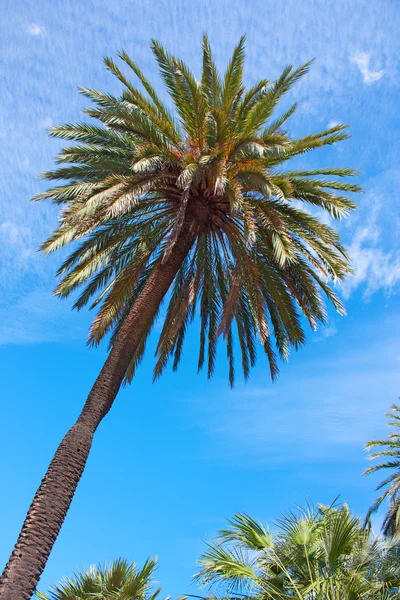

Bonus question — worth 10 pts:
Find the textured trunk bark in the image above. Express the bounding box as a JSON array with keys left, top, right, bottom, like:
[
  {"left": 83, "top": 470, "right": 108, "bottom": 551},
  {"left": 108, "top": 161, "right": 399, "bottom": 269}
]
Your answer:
[{"left": 0, "top": 216, "right": 199, "bottom": 600}]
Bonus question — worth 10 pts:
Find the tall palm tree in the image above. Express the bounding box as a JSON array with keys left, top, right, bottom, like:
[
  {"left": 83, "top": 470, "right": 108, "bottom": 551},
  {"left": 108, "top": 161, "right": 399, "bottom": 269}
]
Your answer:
[
  {"left": 197, "top": 503, "right": 400, "bottom": 599},
  {"left": 0, "top": 36, "right": 358, "bottom": 599},
  {"left": 36, "top": 557, "right": 162, "bottom": 600},
  {"left": 365, "top": 404, "right": 400, "bottom": 537}
]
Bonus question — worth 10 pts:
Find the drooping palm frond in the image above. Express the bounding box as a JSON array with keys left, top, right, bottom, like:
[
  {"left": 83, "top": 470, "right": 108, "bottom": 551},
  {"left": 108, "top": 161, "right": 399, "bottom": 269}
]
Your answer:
[
  {"left": 36, "top": 557, "right": 163, "bottom": 600},
  {"left": 37, "top": 36, "right": 359, "bottom": 386},
  {"left": 196, "top": 503, "right": 400, "bottom": 600},
  {"left": 365, "top": 404, "right": 400, "bottom": 537}
]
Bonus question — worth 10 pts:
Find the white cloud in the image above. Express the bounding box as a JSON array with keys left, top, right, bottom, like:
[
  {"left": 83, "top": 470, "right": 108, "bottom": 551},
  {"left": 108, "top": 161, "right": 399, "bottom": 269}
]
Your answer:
[
  {"left": 27, "top": 23, "right": 46, "bottom": 36},
  {"left": 350, "top": 52, "right": 384, "bottom": 84},
  {"left": 342, "top": 208, "right": 400, "bottom": 300},
  {"left": 340, "top": 170, "right": 400, "bottom": 299},
  {"left": 313, "top": 323, "right": 338, "bottom": 343}
]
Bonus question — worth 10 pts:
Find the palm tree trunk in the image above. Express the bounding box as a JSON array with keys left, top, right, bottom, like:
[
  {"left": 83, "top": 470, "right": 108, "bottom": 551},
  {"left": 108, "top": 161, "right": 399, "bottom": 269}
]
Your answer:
[{"left": 0, "top": 216, "right": 200, "bottom": 600}]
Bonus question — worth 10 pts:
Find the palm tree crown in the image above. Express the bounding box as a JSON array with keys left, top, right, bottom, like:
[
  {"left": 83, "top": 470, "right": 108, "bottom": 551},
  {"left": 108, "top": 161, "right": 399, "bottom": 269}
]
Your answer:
[
  {"left": 197, "top": 504, "right": 400, "bottom": 599},
  {"left": 37, "top": 36, "right": 359, "bottom": 385},
  {"left": 37, "top": 558, "right": 162, "bottom": 600},
  {"left": 365, "top": 404, "right": 400, "bottom": 536}
]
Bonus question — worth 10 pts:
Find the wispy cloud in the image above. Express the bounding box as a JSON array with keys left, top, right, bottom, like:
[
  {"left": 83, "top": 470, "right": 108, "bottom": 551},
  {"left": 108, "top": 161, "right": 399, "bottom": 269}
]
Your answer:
[
  {"left": 0, "top": 289, "right": 88, "bottom": 345},
  {"left": 0, "top": 221, "right": 35, "bottom": 274},
  {"left": 343, "top": 220, "right": 400, "bottom": 299},
  {"left": 40, "top": 117, "right": 54, "bottom": 129},
  {"left": 26, "top": 23, "right": 46, "bottom": 36},
  {"left": 341, "top": 170, "right": 400, "bottom": 299},
  {"left": 350, "top": 52, "right": 384, "bottom": 84},
  {"left": 186, "top": 329, "right": 400, "bottom": 466},
  {"left": 340, "top": 170, "right": 400, "bottom": 300},
  {"left": 313, "top": 323, "right": 338, "bottom": 343},
  {"left": 0, "top": 200, "right": 57, "bottom": 286}
]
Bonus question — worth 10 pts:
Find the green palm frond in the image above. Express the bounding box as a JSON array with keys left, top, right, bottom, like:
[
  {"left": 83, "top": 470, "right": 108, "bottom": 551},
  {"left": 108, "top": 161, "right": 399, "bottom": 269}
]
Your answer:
[
  {"left": 37, "top": 557, "right": 163, "bottom": 600},
  {"left": 219, "top": 513, "right": 274, "bottom": 550},
  {"left": 196, "top": 543, "right": 257, "bottom": 591},
  {"left": 37, "top": 37, "right": 359, "bottom": 386}
]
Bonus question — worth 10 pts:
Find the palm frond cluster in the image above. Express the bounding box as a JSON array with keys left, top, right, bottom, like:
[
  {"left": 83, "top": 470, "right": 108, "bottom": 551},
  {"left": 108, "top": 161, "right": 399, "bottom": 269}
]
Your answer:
[
  {"left": 37, "top": 36, "right": 359, "bottom": 385},
  {"left": 197, "top": 505, "right": 400, "bottom": 599},
  {"left": 37, "top": 557, "right": 162, "bottom": 600},
  {"left": 365, "top": 404, "right": 400, "bottom": 537}
]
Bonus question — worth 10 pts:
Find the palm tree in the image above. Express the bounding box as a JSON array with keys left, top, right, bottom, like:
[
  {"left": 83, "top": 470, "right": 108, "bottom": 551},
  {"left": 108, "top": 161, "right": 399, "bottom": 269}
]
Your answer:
[
  {"left": 36, "top": 557, "right": 162, "bottom": 600},
  {"left": 365, "top": 404, "right": 400, "bottom": 537},
  {"left": 0, "top": 36, "right": 359, "bottom": 599},
  {"left": 196, "top": 503, "right": 400, "bottom": 599}
]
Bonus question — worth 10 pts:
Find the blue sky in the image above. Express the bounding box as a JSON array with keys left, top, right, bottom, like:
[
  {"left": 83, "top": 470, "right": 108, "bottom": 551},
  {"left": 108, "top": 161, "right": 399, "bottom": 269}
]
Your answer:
[{"left": 1, "top": 0, "right": 400, "bottom": 595}]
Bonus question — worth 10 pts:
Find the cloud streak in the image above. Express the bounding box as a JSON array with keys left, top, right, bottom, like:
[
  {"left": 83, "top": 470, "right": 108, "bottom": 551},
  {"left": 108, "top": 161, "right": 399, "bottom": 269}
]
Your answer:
[
  {"left": 0, "top": 289, "right": 88, "bottom": 346},
  {"left": 341, "top": 170, "right": 400, "bottom": 299},
  {"left": 313, "top": 323, "right": 338, "bottom": 343},
  {"left": 350, "top": 52, "right": 384, "bottom": 84},
  {"left": 26, "top": 23, "right": 46, "bottom": 36},
  {"left": 186, "top": 328, "right": 400, "bottom": 466},
  {"left": 343, "top": 221, "right": 400, "bottom": 299}
]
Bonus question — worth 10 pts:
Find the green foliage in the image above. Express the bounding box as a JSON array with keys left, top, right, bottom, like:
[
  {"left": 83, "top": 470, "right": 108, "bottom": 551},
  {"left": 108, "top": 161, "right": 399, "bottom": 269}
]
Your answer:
[
  {"left": 365, "top": 404, "right": 400, "bottom": 536},
  {"left": 37, "top": 37, "right": 359, "bottom": 385},
  {"left": 196, "top": 503, "right": 400, "bottom": 599},
  {"left": 36, "top": 557, "right": 163, "bottom": 600}
]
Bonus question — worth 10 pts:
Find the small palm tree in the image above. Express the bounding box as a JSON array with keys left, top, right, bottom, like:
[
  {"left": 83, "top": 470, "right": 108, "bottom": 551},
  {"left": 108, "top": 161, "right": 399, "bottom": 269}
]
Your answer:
[
  {"left": 36, "top": 557, "right": 162, "bottom": 600},
  {"left": 0, "top": 36, "right": 358, "bottom": 599},
  {"left": 197, "top": 503, "right": 400, "bottom": 599},
  {"left": 365, "top": 404, "right": 400, "bottom": 537}
]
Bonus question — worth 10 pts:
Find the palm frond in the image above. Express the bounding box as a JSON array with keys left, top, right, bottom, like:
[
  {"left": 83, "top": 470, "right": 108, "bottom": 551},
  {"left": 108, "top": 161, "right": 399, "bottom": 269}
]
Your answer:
[{"left": 37, "top": 557, "right": 163, "bottom": 600}]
